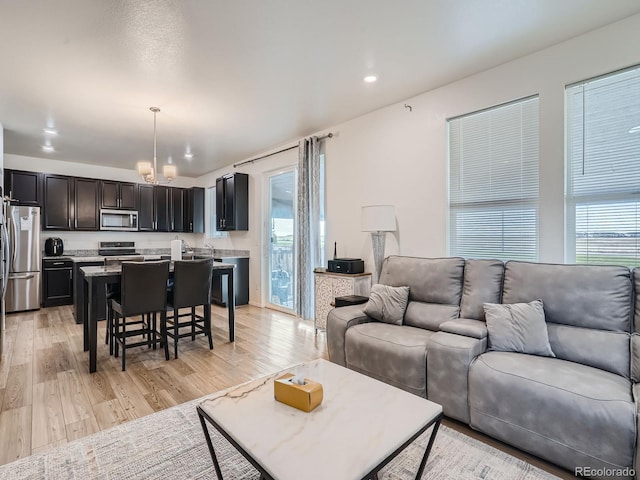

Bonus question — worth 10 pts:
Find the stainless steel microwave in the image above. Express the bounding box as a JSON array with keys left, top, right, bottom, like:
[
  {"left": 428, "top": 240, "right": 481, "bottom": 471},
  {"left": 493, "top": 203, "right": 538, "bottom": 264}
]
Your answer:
[{"left": 100, "top": 209, "right": 139, "bottom": 231}]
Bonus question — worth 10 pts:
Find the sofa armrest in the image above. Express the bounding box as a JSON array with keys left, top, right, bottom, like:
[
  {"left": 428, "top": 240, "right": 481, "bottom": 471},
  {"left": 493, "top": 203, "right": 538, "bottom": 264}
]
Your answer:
[
  {"left": 440, "top": 318, "right": 487, "bottom": 339},
  {"left": 327, "top": 305, "right": 373, "bottom": 366},
  {"left": 427, "top": 331, "right": 487, "bottom": 423}
]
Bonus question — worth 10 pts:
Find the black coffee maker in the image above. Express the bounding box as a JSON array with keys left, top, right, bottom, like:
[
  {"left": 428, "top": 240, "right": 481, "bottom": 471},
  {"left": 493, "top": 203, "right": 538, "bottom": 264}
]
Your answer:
[{"left": 45, "top": 237, "right": 64, "bottom": 256}]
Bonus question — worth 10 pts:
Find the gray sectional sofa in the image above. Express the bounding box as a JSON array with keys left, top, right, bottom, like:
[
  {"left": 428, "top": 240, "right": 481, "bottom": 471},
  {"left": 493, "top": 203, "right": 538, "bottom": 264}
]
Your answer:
[{"left": 327, "top": 256, "right": 639, "bottom": 479}]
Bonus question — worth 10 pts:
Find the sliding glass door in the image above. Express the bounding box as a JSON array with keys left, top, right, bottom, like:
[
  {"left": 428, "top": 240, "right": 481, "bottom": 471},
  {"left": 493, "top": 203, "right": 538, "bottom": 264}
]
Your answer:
[{"left": 267, "top": 168, "right": 296, "bottom": 313}]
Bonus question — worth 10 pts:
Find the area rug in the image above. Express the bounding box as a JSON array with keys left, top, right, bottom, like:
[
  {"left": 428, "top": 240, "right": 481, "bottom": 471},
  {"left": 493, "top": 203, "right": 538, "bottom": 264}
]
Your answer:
[{"left": 0, "top": 394, "right": 560, "bottom": 480}]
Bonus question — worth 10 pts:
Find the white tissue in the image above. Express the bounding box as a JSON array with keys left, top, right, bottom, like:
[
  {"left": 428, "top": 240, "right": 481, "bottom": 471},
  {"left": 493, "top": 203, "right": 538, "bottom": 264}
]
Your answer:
[{"left": 171, "top": 239, "right": 182, "bottom": 261}]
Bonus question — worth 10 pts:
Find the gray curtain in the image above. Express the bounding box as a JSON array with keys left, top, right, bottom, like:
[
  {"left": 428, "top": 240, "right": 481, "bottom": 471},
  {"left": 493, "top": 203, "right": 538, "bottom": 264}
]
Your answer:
[{"left": 296, "top": 136, "right": 322, "bottom": 320}]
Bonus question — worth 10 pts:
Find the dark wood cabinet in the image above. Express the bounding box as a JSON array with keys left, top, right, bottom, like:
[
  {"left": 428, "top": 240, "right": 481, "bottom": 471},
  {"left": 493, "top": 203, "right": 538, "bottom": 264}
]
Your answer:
[
  {"left": 154, "top": 186, "right": 170, "bottom": 232},
  {"left": 73, "top": 260, "right": 106, "bottom": 323},
  {"left": 74, "top": 178, "right": 99, "bottom": 230},
  {"left": 101, "top": 181, "right": 119, "bottom": 209},
  {"left": 211, "top": 257, "right": 249, "bottom": 306},
  {"left": 216, "top": 173, "right": 248, "bottom": 231},
  {"left": 7, "top": 169, "right": 202, "bottom": 233},
  {"left": 43, "top": 174, "right": 73, "bottom": 230},
  {"left": 170, "top": 187, "right": 186, "bottom": 232},
  {"left": 43, "top": 258, "right": 74, "bottom": 307},
  {"left": 186, "top": 187, "right": 205, "bottom": 233},
  {"left": 4, "top": 169, "right": 42, "bottom": 206},
  {"left": 101, "top": 181, "right": 137, "bottom": 210},
  {"left": 138, "top": 184, "right": 155, "bottom": 231}
]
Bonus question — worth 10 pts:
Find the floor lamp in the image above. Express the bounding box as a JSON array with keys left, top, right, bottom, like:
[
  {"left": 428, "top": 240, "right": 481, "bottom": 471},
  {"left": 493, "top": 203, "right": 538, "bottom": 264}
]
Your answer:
[{"left": 361, "top": 205, "right": 396, "bottom": 284}]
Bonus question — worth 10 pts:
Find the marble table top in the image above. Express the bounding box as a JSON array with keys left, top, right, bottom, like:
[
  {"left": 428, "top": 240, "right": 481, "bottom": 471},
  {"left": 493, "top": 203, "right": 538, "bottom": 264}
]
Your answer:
[
  {"left": 80, "top": 261, "right": 235, "bottom": 277},
  {"left": 198, "top": 359, "right": 442, "bottom": 480}
]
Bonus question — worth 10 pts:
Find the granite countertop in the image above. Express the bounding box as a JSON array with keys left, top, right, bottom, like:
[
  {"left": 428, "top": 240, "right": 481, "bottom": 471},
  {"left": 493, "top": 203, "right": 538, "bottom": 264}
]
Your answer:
[
  {"left": 80, "top": 261, "right": 235, "bottom": 277},
  {"left": 43, "top": 248, "right": 250, "bottom": 262}
]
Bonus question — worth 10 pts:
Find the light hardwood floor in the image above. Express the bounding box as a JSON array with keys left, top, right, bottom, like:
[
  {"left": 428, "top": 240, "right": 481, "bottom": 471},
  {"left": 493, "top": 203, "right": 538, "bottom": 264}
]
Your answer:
[
  {"left": 0, "top": 304, "right": 326, "bottom": 466},
  {"left": 0, "top": 304, "right": 575, "bottom": 479}
]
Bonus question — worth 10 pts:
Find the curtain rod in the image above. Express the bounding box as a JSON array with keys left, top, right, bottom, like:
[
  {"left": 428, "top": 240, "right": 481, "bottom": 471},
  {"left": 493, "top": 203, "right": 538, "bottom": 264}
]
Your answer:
[{"left": 233, "top": 133, "right": 333, "bottom": 168}]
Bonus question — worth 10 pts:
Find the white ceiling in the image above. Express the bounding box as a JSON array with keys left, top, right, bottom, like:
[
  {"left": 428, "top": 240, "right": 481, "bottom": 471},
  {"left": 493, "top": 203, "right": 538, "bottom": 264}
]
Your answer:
[{"left": 1, "top": 1, "right": 639, "bottom": 178}]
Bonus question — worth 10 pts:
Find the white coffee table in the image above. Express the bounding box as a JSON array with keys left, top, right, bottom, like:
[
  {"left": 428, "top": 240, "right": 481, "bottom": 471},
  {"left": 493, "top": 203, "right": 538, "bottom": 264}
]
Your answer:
[{"left": 197, "top": 359, "right": 443, "bottom": 480}]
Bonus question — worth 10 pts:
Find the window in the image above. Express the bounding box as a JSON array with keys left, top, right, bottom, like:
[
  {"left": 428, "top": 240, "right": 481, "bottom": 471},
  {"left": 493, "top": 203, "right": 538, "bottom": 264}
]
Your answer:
[
  {"left": 448, "top": 96, "right": 539, "bottom": 260},
  {"left": 205, "top": 186, "right": 227, "bottom": 239},
  {"left": 566, "top": 67, "right": 640, "bottom": 266}
]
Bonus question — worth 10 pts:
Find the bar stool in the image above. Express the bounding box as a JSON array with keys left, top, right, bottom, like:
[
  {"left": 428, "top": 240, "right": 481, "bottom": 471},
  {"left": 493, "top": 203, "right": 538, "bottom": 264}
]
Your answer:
[
  {"left": 166, "top": 258, "right": 214, "bottom": 359},
  {"left": 111, "top": 261, "right": 170, "bottom": 371},
  {"left": 104, "top": 256, "right": 144, "bottom": 350}
]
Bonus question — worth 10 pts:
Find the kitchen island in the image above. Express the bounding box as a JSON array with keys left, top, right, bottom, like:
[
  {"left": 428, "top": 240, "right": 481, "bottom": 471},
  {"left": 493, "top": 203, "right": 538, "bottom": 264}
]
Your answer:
[{"left": 80, "top": 261, "right": 236, "bottom": 373}]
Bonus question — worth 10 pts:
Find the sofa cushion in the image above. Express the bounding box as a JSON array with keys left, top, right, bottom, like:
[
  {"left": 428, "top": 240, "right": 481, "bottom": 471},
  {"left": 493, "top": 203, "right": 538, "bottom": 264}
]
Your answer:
[
  {"left": 484, "top": 300, "right": 554, "bottom": 357},
  {"left": 379, "top": 256, "right": 465, "bottom": 305},
  {"left": 469, "top": 352, "right": 635, "bottom": 473},
  {"left": 344, "top": 323, "right": 434, "bottom": 397},
  {"left": 403, "top": 301, "right": 459, "bottom": 331},
  {"left": 502, "top": 261, "right": 632, "bottom": 378},
  {"left": 460, "top": 259, "right": 504, "bottom": 320},
  {"left": 634, "top": 268, "right": 640, "bottom": 333},
  {"left": 547, "top": 323, "right": 630, "bottom": 378},
  {"left": 502, "top": 261, "right": 632, "bottom": 332},
  {"left": 363, "top": 284, "right": 410, "bottom": 325}
]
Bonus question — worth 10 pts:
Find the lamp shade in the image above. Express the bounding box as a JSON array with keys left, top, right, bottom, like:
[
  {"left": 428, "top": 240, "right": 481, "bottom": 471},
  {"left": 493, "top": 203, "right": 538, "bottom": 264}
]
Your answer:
[
  {"left": 163, "top": 164, "right": 177, "bottom": 180},
  {"left": 137, "top": 161, "right": 152, "bottom": 176},
  {"left": 361, "top": 205, "right": 396, "bottom": 232}
]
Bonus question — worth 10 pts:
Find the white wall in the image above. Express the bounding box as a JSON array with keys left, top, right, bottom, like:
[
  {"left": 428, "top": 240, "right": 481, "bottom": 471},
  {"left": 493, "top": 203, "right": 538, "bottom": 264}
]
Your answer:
[
  {"left": 8, "top": 14, "right": 640, "bottom": 305},
  {"left": 322, "top": 13, "right": 640, "bottom": 266},
  {"left": 4, "top": 153, "right": 200, "bottom": 251},
  {"left": 196, "top": 148, "right": 299, "bottom": 307},
  {"left": 195, "top": 13, "right": 640, "bottom": 305}
]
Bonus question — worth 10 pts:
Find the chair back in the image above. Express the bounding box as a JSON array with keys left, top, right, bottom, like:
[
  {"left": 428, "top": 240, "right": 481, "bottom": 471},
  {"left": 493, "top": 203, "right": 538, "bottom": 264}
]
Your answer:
[
  {"left": 105, "top": 256, "right": 144, "bottom": 267},
  {"left": 172, "top": 258, "right": 214, "bottom": 309},
  {"left": 121, "top": 261, "right": 170, "bottom": 316}
]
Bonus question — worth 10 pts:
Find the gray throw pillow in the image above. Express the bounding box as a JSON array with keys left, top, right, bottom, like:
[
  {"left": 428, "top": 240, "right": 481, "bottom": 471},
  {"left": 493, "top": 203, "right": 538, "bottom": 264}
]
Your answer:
[
  {"left": 483, "top": 299, "right": 555, "bottom": 357},
  {"left": 364, "top": 284, "right": 410, "bottom": 325}
]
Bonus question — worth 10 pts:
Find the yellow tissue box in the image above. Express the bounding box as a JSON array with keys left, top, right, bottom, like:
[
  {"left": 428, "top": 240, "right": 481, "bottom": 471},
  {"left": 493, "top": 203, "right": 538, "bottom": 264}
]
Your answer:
[{"left": 274, "top": 373, "right": 323, "bottom": 412}]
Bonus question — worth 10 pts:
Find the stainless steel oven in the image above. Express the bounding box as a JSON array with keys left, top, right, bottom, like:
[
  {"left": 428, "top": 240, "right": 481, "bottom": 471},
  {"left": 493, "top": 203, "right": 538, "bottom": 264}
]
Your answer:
[{"left": 100, "top": 209, "right": 138, "bottom": 231}]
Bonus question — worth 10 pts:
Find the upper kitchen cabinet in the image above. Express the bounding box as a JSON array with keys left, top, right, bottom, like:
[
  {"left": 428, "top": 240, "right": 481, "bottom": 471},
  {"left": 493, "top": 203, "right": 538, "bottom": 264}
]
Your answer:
[
  {"left": 101, "top": 181, "right": 137, "bottom": 210},
  {"left": 138, "top": 184, "right": 155, "bottom": 231},
  {"left": 43, "top": 174, "right": 73, "bottom": 230},
  {"left": 216, "top": 173, "right": 248, "bottom": 231},
  {"left": 154, "top": 185, "right": 170, "bottom": 232},
  {"left": 4, "top": 169, "right": 42, "bottom": 206},
  {"left": 186, "top": 187, "right": 205, "bottom": 233},
  {"left": 170, "top": 187, "right": 186, "bottom": 232},
  {"left": 74, "top": 178, "right": 99, "bottom": 230}
]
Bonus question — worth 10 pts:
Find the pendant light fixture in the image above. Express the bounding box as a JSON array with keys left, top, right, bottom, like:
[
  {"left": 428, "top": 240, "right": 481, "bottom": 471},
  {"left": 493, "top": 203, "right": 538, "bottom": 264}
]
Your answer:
[{"left": 137, "top": 107, "right": 176, "bottom": 184}]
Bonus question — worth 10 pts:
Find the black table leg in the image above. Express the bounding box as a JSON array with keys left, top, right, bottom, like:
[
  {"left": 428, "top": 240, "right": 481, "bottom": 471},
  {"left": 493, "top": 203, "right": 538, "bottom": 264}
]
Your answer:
[
  {"left": 227, "top": 269, "right": 235, "bottom": 342},
  {"left": 88, "top": 277, "right": 100, "bottom": 373},
  {"left": 198, "top": 406, "right": 225, "bottom": 480},
  {"left": 414, "top": 416, "right": 442, "bottom": 480},
  {"left": 83, "top": 274, "right": 89, "bottom": 352}
]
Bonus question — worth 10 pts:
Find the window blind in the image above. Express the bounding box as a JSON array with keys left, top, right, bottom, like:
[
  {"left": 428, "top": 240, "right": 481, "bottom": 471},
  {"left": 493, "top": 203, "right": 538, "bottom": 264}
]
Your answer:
[
  {"left": 448, "top": 97, "right": 539, "bottom": 260},
  {"left": 566, "top": 66, "right": 640, "bottom": 266}
]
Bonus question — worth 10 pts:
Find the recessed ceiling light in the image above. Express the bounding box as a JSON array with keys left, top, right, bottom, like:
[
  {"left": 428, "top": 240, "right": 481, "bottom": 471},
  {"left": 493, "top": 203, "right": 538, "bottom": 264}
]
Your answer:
[
  {"left": 629, "top": 125, "right": 640, "bottom": 134},
  {"left": 184, "top": 152, "right": 193, "bottom": 160},
  {"left": 43, "top": 128, "right": 58, "bottom": 135},
  {"left": 42, "top": 145, "right": 54, "bottom": 153},
  {"left": 364, "top": 75, "right": 378, "bottom": 83}
]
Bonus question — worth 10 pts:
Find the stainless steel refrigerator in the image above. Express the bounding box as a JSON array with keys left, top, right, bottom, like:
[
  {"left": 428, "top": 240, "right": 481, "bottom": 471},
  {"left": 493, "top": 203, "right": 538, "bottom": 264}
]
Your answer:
[{"left": 5, "top": 205, "right": 40, "bottom": 312}]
